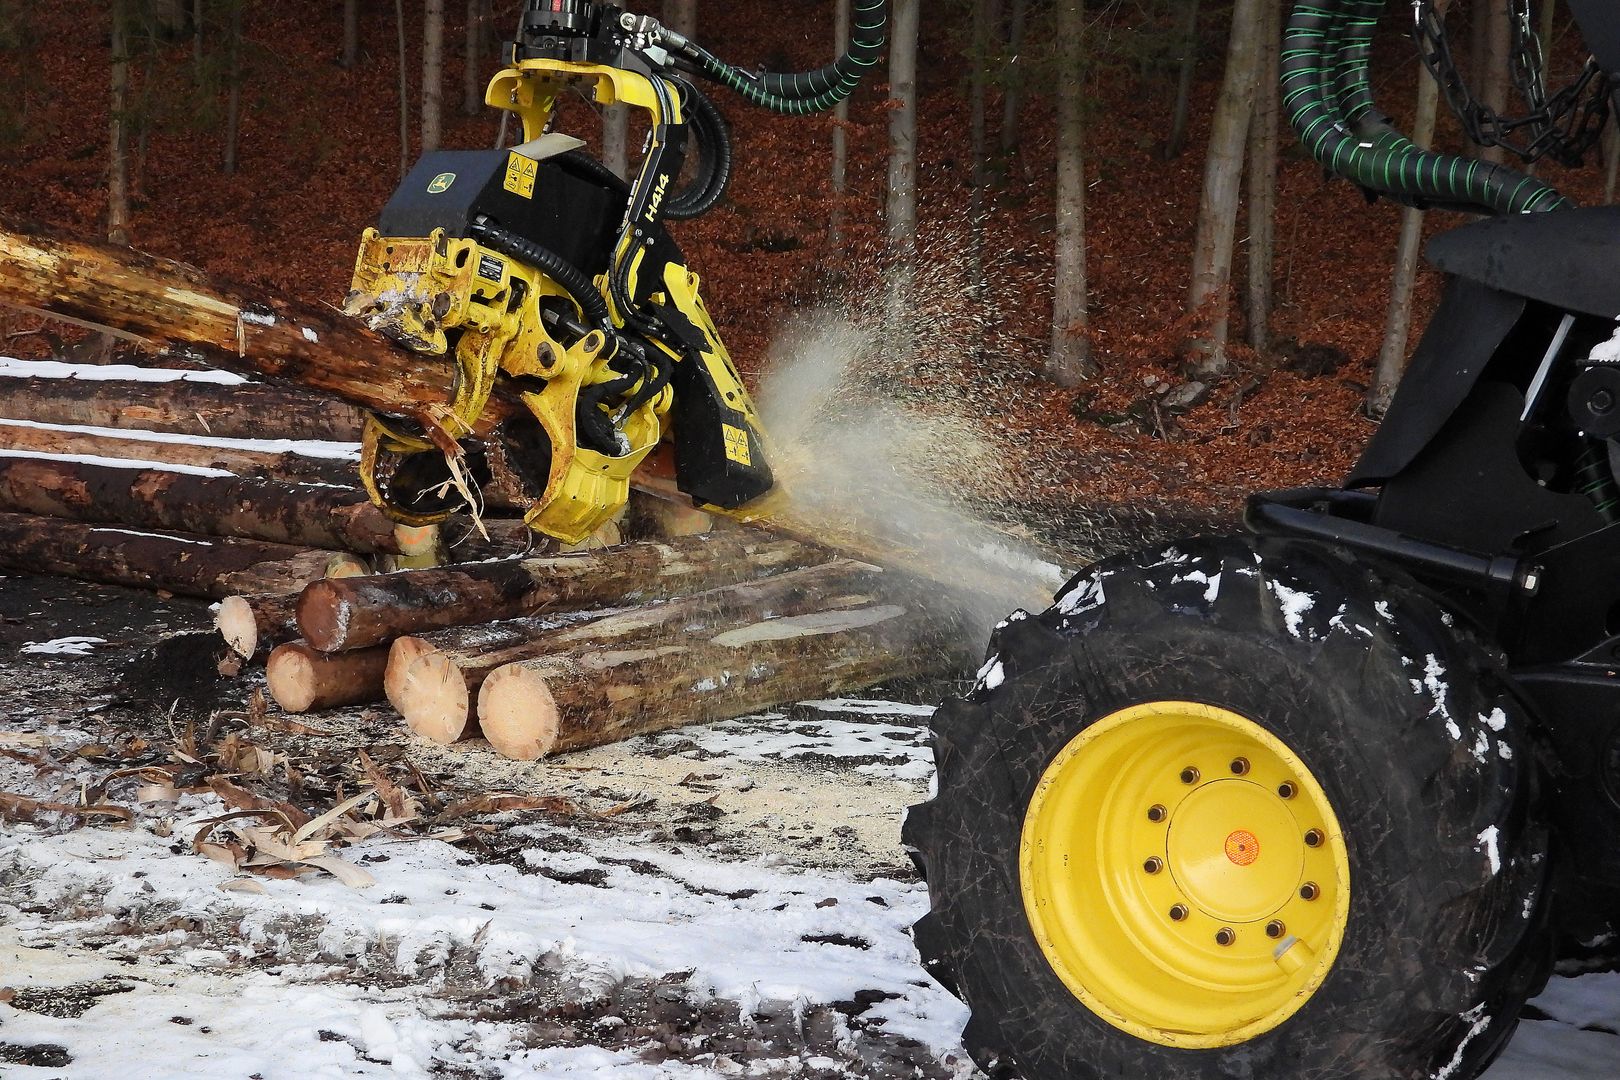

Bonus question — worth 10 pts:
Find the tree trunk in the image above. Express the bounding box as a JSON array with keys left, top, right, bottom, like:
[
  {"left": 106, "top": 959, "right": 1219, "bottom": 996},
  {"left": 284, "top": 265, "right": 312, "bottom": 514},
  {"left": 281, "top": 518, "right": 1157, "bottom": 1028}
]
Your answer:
[
  {"left": 0, "top": 456, "right": 401, "bottom": 554},
  {"left": 829, "top": 0, "right": 851, "bottom": 248},
  {"left": 661, "top": 0, "right": 696, "bottom": 37},
  {"left": 223, "top": 1, "right": 244, "bottom": 175},
  {"left": 1370, "top": 54, "right": 1444, "bottom": 416},
  {"left": 477, "top": 591, "right": 962, "bottom": 760},
  {"left": 0, "top": 218, "right": 520, "bottom": 434},
  {"left": 1047, "top": 0, "right": 1093, "bottom": 387},
  {"left": 298, "top": 532, "right": 817, "bottom": 652},
  {"left": 0, "top": 512, "right": 344, "bottom": 599},
  {"left": 343, "top": 0, "right": 360, "bottom": 68},
  {"left": 1605, "top": 114, "right": 1620, "bottom": 204},
  {"left": 423, "top": 0, "right": 444, "bottom": 154},
  {"left": 0, "top": 422, "right": 355, "bottom": 485},
  {"left": 109, "top": 0, "right": 132, "bottom": 245},
  {"left": 1479, "top": 1, "right": 1510, "bottom": 165},
  {"left": 1165, "top": 0, "right": 1201, "bottom": 158},
  {"left": 1245, "top": 0, "right": 1281, "bottom": 353},
  {"left": 602, "top": 105, "right": 629, "bottom": 179},
  {"left": 967, "top": 0, "right": 992, "bottom": 299},
  {"left": 217, "top": 591, "right": 301, "bottom": 659},
  {"left": 0, "top": 375, "right": 366, "bottom": 441},
  {"left": 885, "top": 0, "right": 920, "bottom": 360},
  {"left": 1183, "top": 0, "right": 1264, "bottom": 376},
  {"left": 193, "top": 0, "right": 205, "bottom": 80},
  {"left": 396, "top": 0, "right": 412, "bottom": 177},
  {"left": 463, "top": 0, "right": 483, "bottom": 115},
  {"left": 1000, "top": 0, "right": 1029, "bottom": 160},
  {"left": 267, "top": 642, "right": 393, "bottom": 713}
]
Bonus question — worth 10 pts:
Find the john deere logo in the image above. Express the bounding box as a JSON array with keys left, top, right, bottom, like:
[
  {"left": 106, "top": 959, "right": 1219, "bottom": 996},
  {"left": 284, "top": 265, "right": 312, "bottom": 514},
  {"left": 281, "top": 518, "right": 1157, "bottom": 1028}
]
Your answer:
[{"left": 427, "top": 172, "right": 456, "bottom": 194}]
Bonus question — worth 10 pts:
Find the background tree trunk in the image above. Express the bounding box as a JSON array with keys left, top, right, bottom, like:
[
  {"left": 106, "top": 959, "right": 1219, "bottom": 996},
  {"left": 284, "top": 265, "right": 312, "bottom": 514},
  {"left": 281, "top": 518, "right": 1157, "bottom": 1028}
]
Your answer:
[
  {"left": 423, "top": 0, "right": 444, "bottom": 153},
  {"left": 1000, "top": 0, "right": 1028, "bottom": 163},
  {"left": 1165, "top": 0, "right": 1201, "bottom": 158},
  {"left": 829, "top": 0, "right": 851, "bottom": 248},
  {"left": 463, "top": 0, "right": 483, "bottom": 115},
  {"left": 885, "top": 0, "right": 920, "bottom": 361},
  {"left": 1370, "top": 51, "right": 1444, "bottom": 415},
  {"left": 1047, "top": 0, "right": 1093, "bottom": 386},
  {"left": 1479, "top": 1, "right": 1510, "bottom": 165},
  {"left": 967, "top": 0, "right": 992, "bottom": 299},
  {"left": 1184, "top": 0, "right": 1264, "bottom": 376},
  {"left": 602, "top": 106, "right": 629, "bottom": 179},
  {"left": 661, "top": 0, "right": 696, "bottom": 37},
  {"left": 223, "top": 1, "right": 244, "bottom": 175},
  {"left": 193, "top": 0, "right": 205, "bottom": 80},
  {"left": 396, "top": 0, "right": 411, "bottom": 177},
  {"left": 1245, "top": 0, "right": 1281, "bottom": 352},
  {"left": 343, "top": 0, "right": 360, "bottom": 68},
  {"left": 1606, "top": 115, "right": 1620, "bottom": 204},
  {"left": 109, "top": 0, "right": 131, "bottom": 245}
]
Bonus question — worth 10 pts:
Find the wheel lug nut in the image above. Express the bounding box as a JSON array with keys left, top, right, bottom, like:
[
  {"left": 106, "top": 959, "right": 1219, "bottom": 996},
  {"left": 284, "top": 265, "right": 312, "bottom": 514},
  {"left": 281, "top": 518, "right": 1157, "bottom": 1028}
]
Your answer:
[
  {"left": 1169, "top": 904, "right": 1189, "bottom": 922},
  {"left": 1266, "top": 920, "right": 1286, "bottom": 939},
  {"left": 1304, "top": 829, "right": 1324, "bottom": 848},
  {"left": 1230, "top": 757, "right": 1250, "bottom": 776},
  {"left": 1143, "top": 856, "right": 1164, "bottom": 874},
  {"left": 1277, "top": 782, "right": 1297, "bottom": 799},
  {"left": 1215, "top": 927, "right": 1236, "bottom": 946},
  {"left": 1147, "top": 804, "right": 1167, "bottom": 823},
  {"left": 1180, "top": 766, "right": 1201, "bottom": 785},
  {"left": 1300, "top": 882, "right": 1320, "bottom": 901}
]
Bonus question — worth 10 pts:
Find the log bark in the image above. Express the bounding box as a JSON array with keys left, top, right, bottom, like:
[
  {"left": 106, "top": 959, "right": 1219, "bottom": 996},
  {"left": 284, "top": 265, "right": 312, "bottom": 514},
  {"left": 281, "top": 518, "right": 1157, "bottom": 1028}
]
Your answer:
[
  {"left": 0, "top": 512, "right": 342, "bottom": 598},
  {"left": 477, "top": 594, "right": 962, "bottom": 760},
  {"left": 0, "top": 218, "right": 517, "bottom": 434},
  {"left": 0, "top": 375, "right": 366, "bottom": 441},
  {"left": 299, "top": 532, "right": 817, "bottom": 653},
  {"left": 0, "top": 456, "right": 400, "bottom": 554},
  {"left": 0, "top": 420, "right": 354, "bottom": 486},
  {"left": 388, "top": 559, "right": 901, "bottom": 747},
  {"left": 216, "top": 592, "right": 300, "bottom": 659},
  {"left": 266, "top": 641, "right": 392, "bottom": 713}
]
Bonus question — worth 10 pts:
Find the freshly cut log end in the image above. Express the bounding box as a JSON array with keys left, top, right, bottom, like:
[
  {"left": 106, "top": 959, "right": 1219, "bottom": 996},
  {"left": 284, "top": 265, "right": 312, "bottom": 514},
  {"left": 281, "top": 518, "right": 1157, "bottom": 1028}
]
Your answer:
[
  {"left": 392, "top": 651, "right": 473, "bottom": 745},
  {"left": 265, "top": 642, "right": 390, "bottom": 714},
  {"left": 476, "top": 664, "right": 561, "bottom": 760},
  {"left": 217, "top": 595, "right": 263, "bottom": 659}
]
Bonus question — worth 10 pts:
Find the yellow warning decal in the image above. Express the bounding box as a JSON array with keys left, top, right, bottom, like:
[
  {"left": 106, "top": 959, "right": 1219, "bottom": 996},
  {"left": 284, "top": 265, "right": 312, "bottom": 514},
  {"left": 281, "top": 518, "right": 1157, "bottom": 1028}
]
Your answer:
[
  {"left": 503, "top": 153, "right": 538, "bottom": 198},
  {"left": 722, "top": 424, "right": 752, "bottom": 466}
]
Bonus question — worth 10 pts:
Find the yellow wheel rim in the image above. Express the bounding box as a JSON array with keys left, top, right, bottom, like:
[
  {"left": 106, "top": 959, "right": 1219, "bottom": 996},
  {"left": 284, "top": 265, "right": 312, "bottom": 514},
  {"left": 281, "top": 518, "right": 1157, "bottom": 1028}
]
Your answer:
[{"left": 1019, "top": 701, "right": 1351, "bottom": 1049}]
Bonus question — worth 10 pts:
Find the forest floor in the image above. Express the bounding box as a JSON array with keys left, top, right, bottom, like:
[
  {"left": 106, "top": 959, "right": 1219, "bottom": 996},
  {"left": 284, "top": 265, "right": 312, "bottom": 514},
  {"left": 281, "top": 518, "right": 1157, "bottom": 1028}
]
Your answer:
[{"left": 2, "top": 577, "right": 1620, "bottom": 1080}]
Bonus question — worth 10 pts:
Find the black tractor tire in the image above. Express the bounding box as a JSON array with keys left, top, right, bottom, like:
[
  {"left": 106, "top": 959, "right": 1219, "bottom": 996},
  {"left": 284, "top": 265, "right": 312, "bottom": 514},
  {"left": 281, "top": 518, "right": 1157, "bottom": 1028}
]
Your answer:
[{"left": 904, "top": 536, "right": 1551, "bottom": 1080}]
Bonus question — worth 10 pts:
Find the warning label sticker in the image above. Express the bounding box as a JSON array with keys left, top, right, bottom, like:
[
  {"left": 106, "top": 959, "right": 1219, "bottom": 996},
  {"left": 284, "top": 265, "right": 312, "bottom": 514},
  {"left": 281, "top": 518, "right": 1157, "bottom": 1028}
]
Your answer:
[
  {"left": 722, "top": 424, "right": 752, "bottom": 466},
  {"left": 503, "top": 152, "right": 538, "bottom": 199}
]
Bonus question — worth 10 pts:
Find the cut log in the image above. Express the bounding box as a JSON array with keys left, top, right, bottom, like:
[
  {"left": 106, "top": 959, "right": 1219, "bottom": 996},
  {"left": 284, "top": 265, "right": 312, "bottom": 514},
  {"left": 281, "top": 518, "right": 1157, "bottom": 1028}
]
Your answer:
[
  {"left": 0, "top": 217, "right": 517, "bottom": 433},
  {"left": 387, "top": 559, "right": 892, "bottom": 746},
  {"left": 0, "top": 512, "right": 343, "bottom": 598},
  {"left": 0, "top": 419, "right": 354, "bottom": 485},
  {"left": 216, "top": 592, "right": 299, "bottom": 659},
  {"left": 0, "top": 373, "right": 366, "bottom": 441},
  {"left": 383, "top": 636, "right": 446, "bottom": 735},
  {"left": 298, "top": 532, "right": 818, "bottom": 653},
  {"left": 0, "top": 455, "right": 400, "bottom": 553},
  {"left": 266, "top": 641, "right": 391, "bottom": 713}
]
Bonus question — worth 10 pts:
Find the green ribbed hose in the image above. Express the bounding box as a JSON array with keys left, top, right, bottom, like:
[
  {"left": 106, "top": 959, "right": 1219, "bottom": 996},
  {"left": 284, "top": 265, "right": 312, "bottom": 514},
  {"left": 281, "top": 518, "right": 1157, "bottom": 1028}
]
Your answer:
[
  {"left": 1283, "top": 1, "right": 1569, "bottom": 215},
  {"left": 681, "top": 0, "right": 887, "bottom": 115}
]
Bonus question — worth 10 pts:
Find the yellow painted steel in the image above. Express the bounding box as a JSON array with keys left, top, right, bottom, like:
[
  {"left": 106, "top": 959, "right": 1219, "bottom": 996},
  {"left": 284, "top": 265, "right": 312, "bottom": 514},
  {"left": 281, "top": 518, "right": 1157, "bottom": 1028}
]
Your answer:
[{"left": 1019, "top": 701, "right": 1352, "bottom": 1049}]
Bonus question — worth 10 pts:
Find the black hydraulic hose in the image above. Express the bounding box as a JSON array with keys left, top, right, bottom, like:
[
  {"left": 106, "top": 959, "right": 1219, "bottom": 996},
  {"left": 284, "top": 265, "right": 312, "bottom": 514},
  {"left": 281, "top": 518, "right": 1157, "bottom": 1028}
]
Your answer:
[
  {"left": 666, "top": 82, "right": 732, "bottom": 220},
  {"left": 470, "top": 217, "right": 612, "bottom": 330},
  {"left": 557, "top": 149, "right": 631, "bottom": 197},
  {"left": 1283, "top": 1, "right": 1568, "bottom": 215}
]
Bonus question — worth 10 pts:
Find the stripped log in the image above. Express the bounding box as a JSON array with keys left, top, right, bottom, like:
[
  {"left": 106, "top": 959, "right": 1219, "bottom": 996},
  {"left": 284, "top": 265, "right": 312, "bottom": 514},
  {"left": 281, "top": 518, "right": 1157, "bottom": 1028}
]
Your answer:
[
  {"left": 0, "top": 512, "right": 342, "bottom": 599},
  {"left": 476, "top": 598, "right": 960, "bottom": 759},
  {"left": 298, "top": 533, "right": 818, "bottom": 653},
  {"left": 266, "top": 642, "right": 391, "bottom": 713},
  {"left": 0, "top": 419, "right": 354, "bottom": 485},
  {"left": 0, "top": 373, "right": 366, "bottom": 441},
  {"left": 216, "top": 593, "right": 300, "bottom": 659},
  {"left": 388, "top": 559, "right": 890, "bottom": 746},
  {"left": 0, "top": 456, "right": 399, "bottom": 553}
]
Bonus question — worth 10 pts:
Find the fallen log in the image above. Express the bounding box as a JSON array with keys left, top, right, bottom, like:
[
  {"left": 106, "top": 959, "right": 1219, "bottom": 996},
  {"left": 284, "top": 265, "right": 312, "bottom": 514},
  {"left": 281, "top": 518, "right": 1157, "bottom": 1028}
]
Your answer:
[
  {"left": 0, "top": 372, "right": 367, "bottom": 441},
  {"left": 0, "top": 419, "right": 355, "bottom": 485},
  {"left": 266, "top": 642, "right": 392, "bottom": 713},
  {"left": 0, "top": 512, "right": 347, "bottom": 599},
  {"left": 0, "top": 217, "right": 516, "bottom": 433},
  {"left": 388, "top": 559, "right": 891, "bottom": 746},
  {"left": 215, "top": 592, "right": 300, "bottom": 660},
  {"left": 0, "top": 456, "right": 400, "bottom": 554},
  {"left": 477, "top": 598, "right": 958, "bottom": 759},
  {"left": 297, "top": 532, "right": 817, "bottom": 653}
]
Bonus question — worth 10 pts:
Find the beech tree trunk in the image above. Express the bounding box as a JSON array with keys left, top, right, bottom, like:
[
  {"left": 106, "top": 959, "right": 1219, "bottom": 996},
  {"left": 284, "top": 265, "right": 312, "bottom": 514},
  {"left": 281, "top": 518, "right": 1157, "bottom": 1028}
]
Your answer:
[
  {"left": 1245, "top": 0, "right": 1281, "bottom": 353},
  {"left": 396, "top": 0, "right": 412, "bottom": 177},
  {"left": 0, "top": 376, "right": 366, "bottom": 441},
  {"left": 298, "top": 533, "right": 816, "bottom": 652},
  {"left": 0, "top": 512, "right": 343, "bottom": 599},
  {"left": 423, "top": 0, "right": 445, "bottom": 153},
  {"left": 661, "top": 0, "right": 696, "bottom": 36},
  {"left": 829, "top": 0, "right": 851, "bottom": 248},
  {"left": 1000, "top": 0, "right": 1029, "bottom": 160},
  {"left": 0, "top": 421, "right": 354, "bottom": 486},
  {"left": 967, "top": 0, "right": 992, "bottom": 299},
  {"left": 217, "top": 591, "right": 301, "bottom": 659},
  {"left": 602, "top": 106, "right": 629, "bottom": 179},
  {"left": 1479, "top": 2, "right": 1510, "bottom": 165},
  {"left": 109, "top": 0, "right": 132, "bottom": 245},
  {"left": 1047, "top": 0, "right": 1093, "bottom": 387},
  {"left": 0, "top": 218, "right": 519, "bottom": 434},
  {"left": 463, "top": 0, "right": 484, "bottom": 115},
  {"left": 1165, "top": 0, "right": 1201, "bottom": 158},
  {"left": 223, "top": 1, "right": 245, "bottom": 174},
  {"left": 267, "top": 642, "right": 393, "bottom": 713},
  {"left": 1371, "top": 52, "right": 1444, "bottom": 416},
  {"left": 885, "top": 0, "right": 920, "bottom": 361},
  {"left": 1184, "top": 0, "right": 1264, "bottom": 375},
  {"left": 343, "top": 0, "right": 360, "bottom": 68},
  {"left": 0, "top": 456, "right": 400, "bottom": 554}
]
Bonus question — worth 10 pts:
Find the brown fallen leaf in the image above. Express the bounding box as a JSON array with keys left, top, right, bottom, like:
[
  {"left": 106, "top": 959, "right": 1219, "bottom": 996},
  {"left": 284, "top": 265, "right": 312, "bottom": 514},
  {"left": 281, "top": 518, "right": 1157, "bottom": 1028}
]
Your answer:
[{"left": 440, "top": 793, "right": 582, "bottom": 818}]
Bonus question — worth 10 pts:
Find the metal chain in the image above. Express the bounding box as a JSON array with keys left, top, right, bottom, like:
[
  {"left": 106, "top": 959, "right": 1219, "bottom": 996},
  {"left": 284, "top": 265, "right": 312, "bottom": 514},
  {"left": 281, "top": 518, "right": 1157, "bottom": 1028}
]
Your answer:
[{"left": 1410, "top": 0, "right": 1611, "bottom": 166}]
